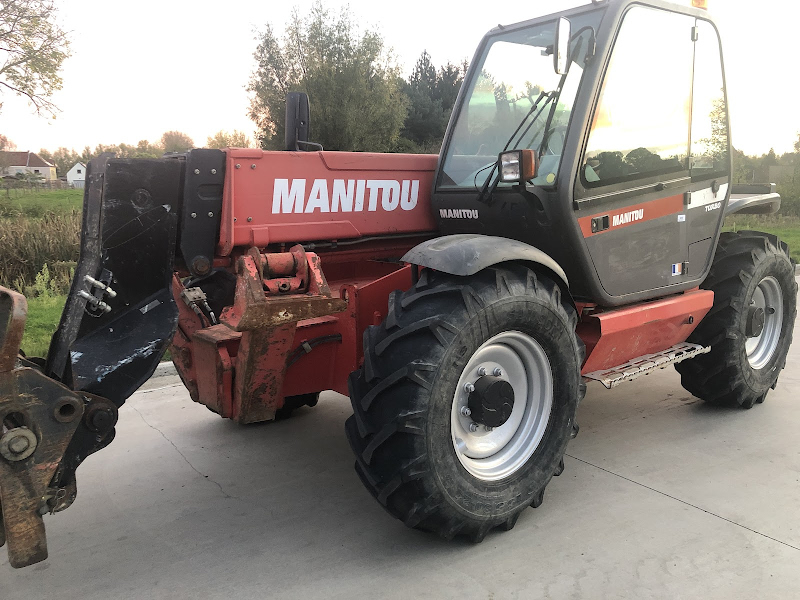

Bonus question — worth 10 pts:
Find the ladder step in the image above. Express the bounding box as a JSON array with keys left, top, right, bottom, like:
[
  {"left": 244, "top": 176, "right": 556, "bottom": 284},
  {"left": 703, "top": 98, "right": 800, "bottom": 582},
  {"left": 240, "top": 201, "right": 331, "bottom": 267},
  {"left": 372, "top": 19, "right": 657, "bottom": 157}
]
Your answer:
[{"left": 583, "top": 342, "right": 710, "bottom": 389}]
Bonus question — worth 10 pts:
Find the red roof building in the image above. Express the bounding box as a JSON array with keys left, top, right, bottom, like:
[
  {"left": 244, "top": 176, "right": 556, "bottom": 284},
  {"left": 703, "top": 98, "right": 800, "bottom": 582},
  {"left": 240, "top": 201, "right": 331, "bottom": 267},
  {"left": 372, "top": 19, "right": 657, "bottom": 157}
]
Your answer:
[{"left": 0, "top": 151, "right": 57, "bottom": 180}]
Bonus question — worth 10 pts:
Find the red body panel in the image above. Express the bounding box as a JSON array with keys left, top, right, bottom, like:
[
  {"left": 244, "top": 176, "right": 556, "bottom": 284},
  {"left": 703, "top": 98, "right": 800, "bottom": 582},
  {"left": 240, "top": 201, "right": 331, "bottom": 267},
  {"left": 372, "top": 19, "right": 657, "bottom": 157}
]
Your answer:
[
  {"left": 579, "top": 289, "right": 714, "bottom": 374},
  {"left": 218, "top": 150, "right": 438, "bottom": 255}
]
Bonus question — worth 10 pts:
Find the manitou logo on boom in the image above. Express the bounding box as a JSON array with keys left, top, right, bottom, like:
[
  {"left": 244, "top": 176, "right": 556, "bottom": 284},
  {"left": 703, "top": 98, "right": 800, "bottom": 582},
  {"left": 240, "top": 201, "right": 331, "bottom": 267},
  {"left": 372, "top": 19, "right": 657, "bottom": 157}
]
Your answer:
[
  {"left": 272, "top": 178, "right": 419, "bottom": 214},
  {"left": 612, "top": 208, "right": 644, "bottom": 227}
]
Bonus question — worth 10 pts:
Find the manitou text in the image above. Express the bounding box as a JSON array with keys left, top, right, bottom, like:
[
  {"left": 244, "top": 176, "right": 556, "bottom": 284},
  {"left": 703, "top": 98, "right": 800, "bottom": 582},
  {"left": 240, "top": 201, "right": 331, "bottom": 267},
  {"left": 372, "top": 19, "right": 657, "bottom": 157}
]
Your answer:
[
  {"left": 612, "top": 208, "right": 644, "bottom": 227},
  {"left": 272, "top": 179, "right": 420, "bottom": 214}
]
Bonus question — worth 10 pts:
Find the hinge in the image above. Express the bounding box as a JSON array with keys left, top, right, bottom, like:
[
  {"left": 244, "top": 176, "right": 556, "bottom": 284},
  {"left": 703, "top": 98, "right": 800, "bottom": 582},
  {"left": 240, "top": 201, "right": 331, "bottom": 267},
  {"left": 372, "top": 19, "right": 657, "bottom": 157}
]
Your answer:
[{"left": 691, "top": 26, "right": 699, "bottom": 42}]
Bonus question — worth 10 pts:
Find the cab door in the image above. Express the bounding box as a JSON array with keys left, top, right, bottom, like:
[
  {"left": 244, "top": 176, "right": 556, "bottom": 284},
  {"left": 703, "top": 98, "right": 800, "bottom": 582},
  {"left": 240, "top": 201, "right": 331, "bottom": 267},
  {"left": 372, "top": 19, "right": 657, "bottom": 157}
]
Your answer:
[{"left": 572, "top": 6, "right": 697, "bottom": 299}]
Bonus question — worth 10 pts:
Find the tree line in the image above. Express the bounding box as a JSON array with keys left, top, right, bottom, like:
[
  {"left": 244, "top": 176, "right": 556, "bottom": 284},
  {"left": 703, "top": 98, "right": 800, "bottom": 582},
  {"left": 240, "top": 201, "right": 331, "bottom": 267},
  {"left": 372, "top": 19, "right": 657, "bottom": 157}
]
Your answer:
[
  {"left": 29, "top": 130, "right": 251, "bottom": 178},
  {"left": 737, "top": 141, "right": 800, "bottom": 216}
]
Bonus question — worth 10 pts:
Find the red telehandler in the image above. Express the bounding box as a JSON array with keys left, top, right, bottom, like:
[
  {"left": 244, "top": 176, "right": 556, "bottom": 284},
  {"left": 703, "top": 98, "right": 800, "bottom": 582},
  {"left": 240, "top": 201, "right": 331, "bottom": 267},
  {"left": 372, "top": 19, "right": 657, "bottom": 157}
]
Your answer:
[{"left": 0, "top": 0, "right": 795, "bottom": 567}]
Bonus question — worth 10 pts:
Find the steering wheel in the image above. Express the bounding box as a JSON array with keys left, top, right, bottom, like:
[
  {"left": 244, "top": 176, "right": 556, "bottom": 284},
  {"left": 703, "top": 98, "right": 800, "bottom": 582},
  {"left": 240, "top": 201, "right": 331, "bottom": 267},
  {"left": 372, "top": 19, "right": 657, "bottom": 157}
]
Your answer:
[{"left": 543, "top": 126, "right": 568, "bottom": 156}]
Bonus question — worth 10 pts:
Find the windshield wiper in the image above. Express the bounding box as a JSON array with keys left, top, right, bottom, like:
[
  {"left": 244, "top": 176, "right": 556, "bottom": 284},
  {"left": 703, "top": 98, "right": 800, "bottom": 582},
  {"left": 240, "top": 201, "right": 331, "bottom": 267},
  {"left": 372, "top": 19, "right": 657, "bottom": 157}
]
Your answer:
[{"left": 476, "top": 88, "right": 559, "bottom": 205}]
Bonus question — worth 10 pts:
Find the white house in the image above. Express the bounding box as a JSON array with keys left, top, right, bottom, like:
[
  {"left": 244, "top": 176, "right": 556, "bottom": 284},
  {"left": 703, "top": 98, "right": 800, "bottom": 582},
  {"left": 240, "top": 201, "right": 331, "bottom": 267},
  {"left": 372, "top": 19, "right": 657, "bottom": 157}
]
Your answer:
[
  {"left": 0, "top": 151, "right": 57, "bottom": 180},
  {"left": 67, "top": 162, "right": 86, "bottom": 189}
]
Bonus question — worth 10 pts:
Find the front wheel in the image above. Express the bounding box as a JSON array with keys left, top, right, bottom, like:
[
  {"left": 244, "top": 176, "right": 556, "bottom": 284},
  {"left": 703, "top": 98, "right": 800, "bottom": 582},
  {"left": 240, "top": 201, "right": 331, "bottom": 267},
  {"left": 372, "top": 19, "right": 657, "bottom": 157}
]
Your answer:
[{"left": 345, "top": 265, "right": 583, "bottom": 541}]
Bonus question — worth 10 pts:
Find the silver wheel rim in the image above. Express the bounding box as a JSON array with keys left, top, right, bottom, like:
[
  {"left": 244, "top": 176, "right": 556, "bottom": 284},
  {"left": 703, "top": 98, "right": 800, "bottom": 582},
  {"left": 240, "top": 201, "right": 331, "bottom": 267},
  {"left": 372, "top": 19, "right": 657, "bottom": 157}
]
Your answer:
[
  {"left": 451, "top": 331, "right": 553, "bottom": 482},
  {"left": 745, "top": 276, "right": 784, "bottom": 370}
]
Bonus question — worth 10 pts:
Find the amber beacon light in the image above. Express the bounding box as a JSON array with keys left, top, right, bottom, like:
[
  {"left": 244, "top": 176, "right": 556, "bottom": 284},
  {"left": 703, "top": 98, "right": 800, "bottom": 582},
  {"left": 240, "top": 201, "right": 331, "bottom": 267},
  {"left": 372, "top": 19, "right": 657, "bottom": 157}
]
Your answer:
[{"left": 691, "top": 0, "right": 708, "bottom": 9}]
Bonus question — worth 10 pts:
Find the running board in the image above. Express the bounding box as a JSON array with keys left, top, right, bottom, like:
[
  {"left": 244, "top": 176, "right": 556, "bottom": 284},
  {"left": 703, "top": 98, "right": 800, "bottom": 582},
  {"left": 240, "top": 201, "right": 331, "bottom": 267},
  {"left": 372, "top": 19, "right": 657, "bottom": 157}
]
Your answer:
[{"left": 583, "top": 342, "right": 710, "bottom": 389}]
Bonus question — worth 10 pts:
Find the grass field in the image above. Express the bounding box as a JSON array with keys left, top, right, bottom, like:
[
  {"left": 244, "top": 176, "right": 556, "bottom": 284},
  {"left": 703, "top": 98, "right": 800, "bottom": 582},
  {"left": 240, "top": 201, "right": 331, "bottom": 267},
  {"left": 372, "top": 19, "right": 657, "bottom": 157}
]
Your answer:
[
  {"left": 20, "top": 294, "right": 65, "bottom": 358},
  {"left": 723, "top": 215, "right": 800, "bottom": 263},
  {"left": 0, "top": 188, "right": 83, "bottom": 218}
]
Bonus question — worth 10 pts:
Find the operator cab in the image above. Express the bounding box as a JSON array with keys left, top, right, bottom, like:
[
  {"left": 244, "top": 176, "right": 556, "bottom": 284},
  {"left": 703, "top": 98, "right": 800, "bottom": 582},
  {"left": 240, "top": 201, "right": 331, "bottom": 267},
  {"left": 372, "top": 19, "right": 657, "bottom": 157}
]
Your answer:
[{"left": 433, "top": 0, "right": 731, "bottom": 306}]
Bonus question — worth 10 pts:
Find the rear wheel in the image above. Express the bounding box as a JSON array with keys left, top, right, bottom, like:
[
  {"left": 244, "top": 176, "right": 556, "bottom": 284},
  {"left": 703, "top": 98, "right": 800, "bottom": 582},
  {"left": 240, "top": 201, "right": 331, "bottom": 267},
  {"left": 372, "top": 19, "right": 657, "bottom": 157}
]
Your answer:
[
  {"left": 676, "top": 231, "right": 797, "bottom": 408},
  {"left": 345, "top": 265, "right": 583, "bottom": 541}
]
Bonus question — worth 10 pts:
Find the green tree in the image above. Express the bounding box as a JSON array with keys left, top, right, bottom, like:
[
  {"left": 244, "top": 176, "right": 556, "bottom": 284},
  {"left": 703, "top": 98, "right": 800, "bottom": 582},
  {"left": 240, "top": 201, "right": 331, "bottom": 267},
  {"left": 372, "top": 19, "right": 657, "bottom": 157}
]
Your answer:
[
  {"left": 133, "top": 139, "right": 163, "bottom": 158},
  {"left": 160, "top": 131, "right": 194, "bottom": 153},
  {"left": 207, "top": 129, "right": 252, "bottom": 149},
  {"left": 732, "top": 147, "right": 752, "bottom": 184},
  {"left": 247, "top": 2, "right": 408, "bottom": 152},
  {"left": 697, "top": 96, "right": 728, "bottom": 165},
  {"left": 401, "top": 51, "right": 466, "bottom": 151},
  {"left": 0, "top": 0, "right": 70, "bottom": 116},
  {"left": 0, "top": 134, "right": 16, "bottom": 173}
]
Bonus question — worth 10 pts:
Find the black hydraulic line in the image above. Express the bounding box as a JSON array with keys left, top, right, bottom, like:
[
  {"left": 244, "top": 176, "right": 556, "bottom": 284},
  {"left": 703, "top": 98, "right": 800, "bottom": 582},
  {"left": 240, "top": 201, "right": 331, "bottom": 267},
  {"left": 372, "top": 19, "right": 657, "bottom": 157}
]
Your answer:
[{"left": 286, "top": 334, "right": 343, "bottom": 368}]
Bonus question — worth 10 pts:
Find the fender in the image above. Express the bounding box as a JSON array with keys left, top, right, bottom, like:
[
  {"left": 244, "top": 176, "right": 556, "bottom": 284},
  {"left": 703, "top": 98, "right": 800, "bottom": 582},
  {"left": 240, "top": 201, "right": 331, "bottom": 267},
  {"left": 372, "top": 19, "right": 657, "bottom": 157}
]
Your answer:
[
  {"left": 402, "top": 234, "right": 569, "bottom": 289},
  {"left": 725, "top": 184, "right": 781, "bottom": 217}
]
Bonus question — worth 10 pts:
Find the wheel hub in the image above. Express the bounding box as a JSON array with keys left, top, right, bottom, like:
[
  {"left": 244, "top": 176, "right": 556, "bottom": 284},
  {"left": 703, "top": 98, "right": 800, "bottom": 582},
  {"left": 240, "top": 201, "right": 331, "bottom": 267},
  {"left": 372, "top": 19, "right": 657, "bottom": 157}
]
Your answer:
[
  {"left": 451, "top": 330, "right": 553, "bottom": 481},
  {"left": 468, "top": 376, "right": 515, "bottom": 428},
  {"left": 745, "top": 306, "right": 765, "bottom": 338},
  {"left": 745, "top": 275, "right": 784, "bottom": 370}
]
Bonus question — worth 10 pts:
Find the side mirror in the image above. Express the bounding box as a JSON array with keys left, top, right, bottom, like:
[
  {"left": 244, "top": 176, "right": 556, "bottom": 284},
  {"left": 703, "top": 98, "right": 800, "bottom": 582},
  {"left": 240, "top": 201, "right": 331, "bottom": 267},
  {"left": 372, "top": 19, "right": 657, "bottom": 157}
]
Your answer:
[
  {"left": 284, "top": 92, "right": 310, "bottom": 151},
  {"left": 554, "top": 17, "right": 571, "bottom": 75},
  {"left": 498, "top": 149, "right": 538, "bottom": 183}
]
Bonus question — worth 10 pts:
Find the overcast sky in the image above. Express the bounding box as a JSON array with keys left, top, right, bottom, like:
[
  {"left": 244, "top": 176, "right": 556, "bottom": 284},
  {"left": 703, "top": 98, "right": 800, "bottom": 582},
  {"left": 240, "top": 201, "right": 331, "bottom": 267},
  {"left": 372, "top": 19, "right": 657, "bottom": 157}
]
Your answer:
[{"left": 2, "top": 0, "right": 798, "bottom": 156}]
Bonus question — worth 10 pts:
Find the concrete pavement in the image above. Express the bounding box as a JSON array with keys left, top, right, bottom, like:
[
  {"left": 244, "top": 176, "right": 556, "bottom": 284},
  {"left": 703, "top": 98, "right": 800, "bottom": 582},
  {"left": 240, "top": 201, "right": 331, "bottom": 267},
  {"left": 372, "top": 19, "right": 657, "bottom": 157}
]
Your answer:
[{"left": 1, "top": 280, "right": 798, "bottom": 599}]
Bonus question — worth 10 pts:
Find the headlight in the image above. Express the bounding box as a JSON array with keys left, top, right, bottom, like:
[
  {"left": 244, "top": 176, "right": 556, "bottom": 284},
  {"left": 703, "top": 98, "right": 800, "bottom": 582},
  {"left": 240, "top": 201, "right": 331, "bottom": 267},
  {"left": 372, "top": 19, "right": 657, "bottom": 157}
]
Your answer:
[{"left": 498, "top": 149, "right": 538, "bottom": 183}]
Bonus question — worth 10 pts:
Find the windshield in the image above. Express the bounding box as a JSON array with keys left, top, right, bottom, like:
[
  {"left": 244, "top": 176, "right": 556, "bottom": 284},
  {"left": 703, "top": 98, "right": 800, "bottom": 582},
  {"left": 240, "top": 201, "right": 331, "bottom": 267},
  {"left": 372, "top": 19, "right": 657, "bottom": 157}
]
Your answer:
[{"left": 439, "top": 11, "right": 602, "bottom": 190}]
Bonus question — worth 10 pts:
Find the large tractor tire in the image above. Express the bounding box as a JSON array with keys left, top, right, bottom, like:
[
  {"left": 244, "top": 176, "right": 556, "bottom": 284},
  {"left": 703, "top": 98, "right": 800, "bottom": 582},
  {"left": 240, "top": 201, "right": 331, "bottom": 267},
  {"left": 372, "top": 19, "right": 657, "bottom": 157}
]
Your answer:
[
  {"left": 676, "top": 231, "right": 797, "bottom": 408},
  {"left": 345, "top": 265, "right": 583, "bottom": 542}
]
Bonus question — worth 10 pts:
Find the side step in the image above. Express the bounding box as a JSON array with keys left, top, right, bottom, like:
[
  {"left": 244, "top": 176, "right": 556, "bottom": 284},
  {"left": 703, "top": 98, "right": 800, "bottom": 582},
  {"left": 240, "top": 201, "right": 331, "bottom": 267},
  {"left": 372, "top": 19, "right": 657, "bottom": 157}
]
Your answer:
[{"left": 583, "top": 342, "right": 710, "bottom": 389}]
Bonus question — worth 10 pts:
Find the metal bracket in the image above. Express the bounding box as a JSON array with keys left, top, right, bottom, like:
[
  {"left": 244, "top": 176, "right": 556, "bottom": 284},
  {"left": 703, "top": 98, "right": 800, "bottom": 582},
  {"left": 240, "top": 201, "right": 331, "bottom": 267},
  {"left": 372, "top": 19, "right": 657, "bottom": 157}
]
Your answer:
[{"left": 179, "top": 149, "right": 226, "bottom": 277}]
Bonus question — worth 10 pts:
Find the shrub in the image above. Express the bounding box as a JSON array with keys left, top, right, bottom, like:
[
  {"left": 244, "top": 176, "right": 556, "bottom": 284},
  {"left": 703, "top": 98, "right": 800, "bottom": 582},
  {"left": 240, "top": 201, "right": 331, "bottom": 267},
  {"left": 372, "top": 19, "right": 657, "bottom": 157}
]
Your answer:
[{"left": 0, "top": 210, "right": 80, "bottom": 292}]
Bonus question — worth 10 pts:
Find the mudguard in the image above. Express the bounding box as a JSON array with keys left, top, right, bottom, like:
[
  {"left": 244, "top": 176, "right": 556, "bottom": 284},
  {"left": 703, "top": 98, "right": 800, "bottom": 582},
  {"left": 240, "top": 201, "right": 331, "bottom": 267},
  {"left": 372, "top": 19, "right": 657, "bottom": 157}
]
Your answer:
[
  {"left": 402, "top": 234, "right": 569, "bottom": 288},
  {"left": 725, "top": 184, "right": 781, "bottom": 216}
]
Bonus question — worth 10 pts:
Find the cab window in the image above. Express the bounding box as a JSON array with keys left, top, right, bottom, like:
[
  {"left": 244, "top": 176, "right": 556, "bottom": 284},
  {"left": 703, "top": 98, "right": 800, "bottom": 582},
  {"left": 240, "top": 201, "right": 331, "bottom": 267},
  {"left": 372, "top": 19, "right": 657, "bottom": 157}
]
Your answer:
[{"left": 583, "top": 7, "right": 694, "bottom": 186}]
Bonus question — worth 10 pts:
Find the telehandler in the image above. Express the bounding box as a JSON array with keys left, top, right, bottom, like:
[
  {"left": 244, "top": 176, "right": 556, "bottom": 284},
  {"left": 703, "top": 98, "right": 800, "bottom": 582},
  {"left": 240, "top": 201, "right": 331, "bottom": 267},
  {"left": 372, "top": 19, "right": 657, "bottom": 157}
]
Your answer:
[{"left": 0, "top": 0, "right": 795, "bottom": 567}]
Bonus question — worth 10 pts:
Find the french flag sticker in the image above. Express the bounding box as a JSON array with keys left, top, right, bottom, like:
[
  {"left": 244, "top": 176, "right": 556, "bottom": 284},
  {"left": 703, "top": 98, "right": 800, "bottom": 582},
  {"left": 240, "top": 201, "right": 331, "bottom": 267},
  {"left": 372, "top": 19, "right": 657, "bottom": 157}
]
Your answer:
[{"left": 672, "top": 263, "right": 683, "bottom": 276}]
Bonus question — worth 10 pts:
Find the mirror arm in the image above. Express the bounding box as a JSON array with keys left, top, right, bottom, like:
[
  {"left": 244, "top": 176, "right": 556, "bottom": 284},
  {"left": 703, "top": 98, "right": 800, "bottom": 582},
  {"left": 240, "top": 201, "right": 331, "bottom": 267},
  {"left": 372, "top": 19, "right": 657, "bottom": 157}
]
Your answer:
[{"left": 537, "top": 74, "right": 569, "bottom": 158}]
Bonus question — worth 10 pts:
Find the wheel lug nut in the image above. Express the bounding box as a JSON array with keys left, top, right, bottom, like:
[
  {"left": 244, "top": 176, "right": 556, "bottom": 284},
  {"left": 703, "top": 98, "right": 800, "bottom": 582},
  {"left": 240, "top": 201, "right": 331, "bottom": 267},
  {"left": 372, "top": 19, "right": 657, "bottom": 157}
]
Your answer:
[
  {"left": 460, "top": 406, "right": 472, "bottom": 417},
  {"left": 493, "top": 367, "right": 502, "bottom": 377},
  {"left": 477, "top": 367, "right": 486, "bottom": 376},
  {"left": 469, "top": 422, "right": 479, "bottom": 433},
  {"left": 485, "top": 426, "right": 493, "bottom": 432},
  {"left": 464, "top": 383, "right": 475, "bottom": 393}
]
